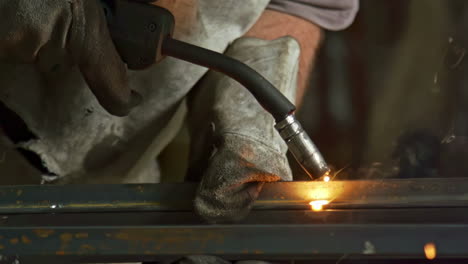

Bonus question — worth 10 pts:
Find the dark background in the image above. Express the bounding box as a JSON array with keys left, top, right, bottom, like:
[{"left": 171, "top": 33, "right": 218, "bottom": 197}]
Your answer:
[{"left": 295, "top": 0, "right": 468, "bottom": 180}]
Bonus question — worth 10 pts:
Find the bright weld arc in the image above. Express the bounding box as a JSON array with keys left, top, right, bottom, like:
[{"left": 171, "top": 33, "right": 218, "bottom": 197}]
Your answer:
[
  {"left": 309, "top": 200, "right": 329, "bottom": 211},
  {"left": 309, "top": 172, "right": 332, "bottom": 211}
]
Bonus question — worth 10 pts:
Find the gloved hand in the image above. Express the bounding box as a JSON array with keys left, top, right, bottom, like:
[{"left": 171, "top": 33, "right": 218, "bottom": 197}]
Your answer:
[
  {"left": 187, "top": 37, "right": 300, "bottom": 223},
  {"left": 0, "top": 0, "right": 140, "bottom": 116},
  {"left": 193, "top": 133, "right": 292, "bottom": 223},
  {"left": 174, "top": 255, "right": 274, "bottom": 264}
]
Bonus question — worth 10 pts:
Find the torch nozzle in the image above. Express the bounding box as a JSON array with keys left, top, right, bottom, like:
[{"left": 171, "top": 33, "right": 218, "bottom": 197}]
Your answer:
[{"left": 275, "top": 115, "right": 331, "bottom": 179}]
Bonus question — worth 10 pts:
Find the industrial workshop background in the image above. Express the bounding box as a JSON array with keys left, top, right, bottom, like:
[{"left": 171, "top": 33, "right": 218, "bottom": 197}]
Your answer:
[{"left": 297, "top": 0, "right": 461, "bottom": 181}]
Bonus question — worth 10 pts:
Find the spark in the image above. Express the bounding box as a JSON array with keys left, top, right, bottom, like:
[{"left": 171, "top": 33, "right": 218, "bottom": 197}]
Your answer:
[
  {"left": 327, "top": 164, "right": 349, "bottom": 181},
  {"left": 424, "top": 242, "right": 437, "bottom": 260},
  {"left": 309, "top": 200, "right": 329, "bottom": 211}
]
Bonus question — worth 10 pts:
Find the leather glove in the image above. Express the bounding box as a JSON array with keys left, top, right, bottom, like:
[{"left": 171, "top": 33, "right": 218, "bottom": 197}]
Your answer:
[
  {"left": 187, "top": 37, "right": 300, "bottom": 223},
  {"left": 0, "top": 0, "right": 140, "bottom": 116}
]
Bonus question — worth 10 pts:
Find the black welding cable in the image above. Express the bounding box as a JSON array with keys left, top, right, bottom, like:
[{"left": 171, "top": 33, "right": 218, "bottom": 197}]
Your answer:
[{"left": 161, "top": 37, "right": 296, "bottom": 122}]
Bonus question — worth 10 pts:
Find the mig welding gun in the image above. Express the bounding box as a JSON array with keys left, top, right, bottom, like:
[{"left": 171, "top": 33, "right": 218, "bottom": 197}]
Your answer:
[{"left": 101, "top": 0, "right": 331, "bottom": 179}]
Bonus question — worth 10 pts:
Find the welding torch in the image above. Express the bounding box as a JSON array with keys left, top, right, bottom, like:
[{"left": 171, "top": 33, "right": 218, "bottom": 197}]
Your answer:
[{"left": 101, "top": 0, "right": 331, "bottom": 179}]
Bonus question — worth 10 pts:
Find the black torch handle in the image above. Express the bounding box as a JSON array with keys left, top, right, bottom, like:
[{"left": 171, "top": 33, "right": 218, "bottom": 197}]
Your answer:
[{"left": 161, "top": 37, "right": 296, "bottom": 122}]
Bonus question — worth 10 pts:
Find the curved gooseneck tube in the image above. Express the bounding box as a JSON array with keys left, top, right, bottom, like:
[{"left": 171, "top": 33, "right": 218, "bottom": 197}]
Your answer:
[{"left": 162, "top": 37, "right": 330, "bottom": 179}]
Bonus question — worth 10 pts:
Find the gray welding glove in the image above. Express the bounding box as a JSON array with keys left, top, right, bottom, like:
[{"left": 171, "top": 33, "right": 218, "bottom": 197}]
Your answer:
[
  {"left": 187, "top": 37, "right": 299, "bottom": 223},
  {"left": 173, "top": 256, "right": 231, "bottom": 264},
  {"left": 0, "top": 0, "right": 140, "bottom": 116},
  {"left": 173, "top": 256, "right": 275, "bottom": 264}
]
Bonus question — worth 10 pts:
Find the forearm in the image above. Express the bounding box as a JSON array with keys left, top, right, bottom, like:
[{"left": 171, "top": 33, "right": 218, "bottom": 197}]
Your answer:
[
  {"left": 151, "top": 0, "right": 198, "bottom": 38},
  {"left": 152, "top": 1, "right": 323, "bottom": 106},
  {"left": 244, "top": 9, "right": 323, "bottom": 106}
]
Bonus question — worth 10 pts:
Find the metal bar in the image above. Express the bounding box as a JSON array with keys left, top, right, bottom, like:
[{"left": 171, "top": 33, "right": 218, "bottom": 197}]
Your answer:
[
  {"left": 2, "top": 178, "right": 468, "bottom": 214},
  {"left": 1, "top": 224, "right": 468, "bottom": 261},
  {"left": 1, "top": 208, "right": 468, "bottom": 261},
  {"left": 0, "top": 183, "right": 195, "bottom": 214},
  {"left": 3, "top": 208, "right": 468, "bottom": 227},
  {"left": 1, "top": 179, "right": 468, "bottom": 261}
]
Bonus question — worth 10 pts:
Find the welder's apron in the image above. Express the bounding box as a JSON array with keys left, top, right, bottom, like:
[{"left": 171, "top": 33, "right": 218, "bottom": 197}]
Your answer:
[{"left": 0, "top": 0, "right": 270, "bottom": 183}]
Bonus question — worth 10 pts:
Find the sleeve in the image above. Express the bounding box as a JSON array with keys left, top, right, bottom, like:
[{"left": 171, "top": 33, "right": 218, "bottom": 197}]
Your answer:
[{"left": 267, "top": 0, "right": 359, "bottom": 31}]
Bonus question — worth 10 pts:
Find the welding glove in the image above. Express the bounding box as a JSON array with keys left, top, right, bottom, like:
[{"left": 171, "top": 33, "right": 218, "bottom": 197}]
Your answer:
[
  {"left": 0, "top": 0, "right": 140, "bottom": 116},
  {"left": 187, "top": 37, "right": 299, "bottom": 223},
  {"left": 174, "top": 256, "right": 274, "bottom": 264}
]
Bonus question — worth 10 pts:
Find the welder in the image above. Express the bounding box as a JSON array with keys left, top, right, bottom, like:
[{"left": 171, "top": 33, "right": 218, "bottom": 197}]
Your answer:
[{"left": 0, "top": 0, "right": 357, "bottom": 230}]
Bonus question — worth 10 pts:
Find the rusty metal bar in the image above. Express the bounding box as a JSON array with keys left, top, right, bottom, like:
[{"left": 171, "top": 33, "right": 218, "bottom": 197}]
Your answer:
[
  {"left": 1, "top": 178, "right": 468, "bottom": 214},
  {"left": 1, "top": 223, "right": 468, "bottom": 261},
  {"left": 1, "top": 179, "right": 468, "bottom": 261}
]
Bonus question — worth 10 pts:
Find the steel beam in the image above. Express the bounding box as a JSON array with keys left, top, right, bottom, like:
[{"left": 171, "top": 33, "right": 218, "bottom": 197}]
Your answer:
[
  {"left": 1, "top": 178, "right": 468, "bottom": 214},
  {"left": 1, "top": 223, "right": 468, "bottom": 261},
  {"left": 1, "top": 179, "right": 468, "bottom": 261}
]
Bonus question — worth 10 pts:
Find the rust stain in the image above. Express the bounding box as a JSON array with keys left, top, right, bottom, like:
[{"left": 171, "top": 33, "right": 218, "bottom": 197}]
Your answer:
[
  {"left": 21, "top": 235, "right": 32, "bottom": 244},
  {"left": 56, "top": 233, "right": 73, "bottom": 255},
  {"left": 0, "top": 244, "right": 4, "bottom": 249},
  {"left": 75, "top": 233, "right": 89, "bottom": 239},
  {"left": 59, "top": 233, "right": 73, "bottom": 253},
  {"left": 0, "top": 235, "right": 3, "bottom": 239},
  {"left": 16, "top": 190, "right": 23, "bottom": 196},
  {"left": 55, "top": 250, "right": 65, "bottom": 255},
  {"left": 79, "top": 244, "right": 95, "bottom": 251},
  {"left": 115, "top": 232, "right": 129, "bottom": 240},
  {"left": 34, "top": 229, "right": 55, "bottom": 238},
  {"left": 113, "top": 228, "right": 225, "bottom": 254},
  {"left": 60, "top": 233, "right": 73, "bottom": 243},
  {"left": 253, "top": 250, "right": 264, "bottom": 254},
  {"left": 9, "top": 238, "right": 19, "bottom": 245}
]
